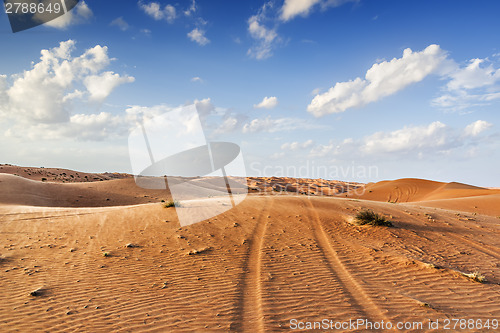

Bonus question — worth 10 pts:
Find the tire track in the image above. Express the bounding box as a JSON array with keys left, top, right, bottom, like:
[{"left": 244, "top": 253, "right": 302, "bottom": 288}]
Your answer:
[
  {"left": 235, "top": 197, "right": 273, "bottom": 333},
  {"left": 304, "top": 198, "right": 389, "bottom": 322},
  {"left": 447, "top": 233, "right": 500, "bottom": 261},
  {"left": 404, "top": 213, "right": 500, "bottom": 262}
]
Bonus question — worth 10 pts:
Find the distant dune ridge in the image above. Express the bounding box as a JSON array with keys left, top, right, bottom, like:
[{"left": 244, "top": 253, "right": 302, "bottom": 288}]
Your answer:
[{"left": 1, "top": 165, "right": 500, "bottom": 332}]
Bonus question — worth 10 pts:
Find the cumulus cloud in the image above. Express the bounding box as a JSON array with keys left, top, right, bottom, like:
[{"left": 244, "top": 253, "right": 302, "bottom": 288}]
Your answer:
[
  {"left": 84, "top": 72, "right": 135, "bottom": 102},
  {"left": 280, "top": 0, "right": 357, "bottom": 21},
  {"left": 254, "top": 96, "right": 278, "bottom": 109},
  {"left": 0, "top": 40, "right": 134, "bottom": 124},
  {"left": 187, "top": 28, "right": 210, "bottom": 46},
  {"left": 281, "top": 139, "right": 314, "bottom": 150},
  {"left": 432, "top": 57, "right": 500, "bottom": 111},
  {"left": 110, "top": 17, "right": 130, "bottom": 31},
  {"left": 191, "top": 76, "right": 203, "bottom": 83},
  {"left": 42, "top": 1, "right": 93, "bottom": 29},
  {"left": 213, "top": 116, "right": 239, "bottom": 135},
  {"left": 193, "top": 98, "right": 215, "bottom": 118},
  {"left": 4, "top": 112, "right": 127, "bottom": 141},
  {"left": 447, "top": 58, "right": 500, "bottom": 90},
  {"left": 464, "top": 120, "right": 492, "bottom": 137},
  {"left": 139, "top": 1, "right": 176, "bottom": 23},
  {"left": 361, "top": 121, "right": 452, "bottom": 154},
  {"left": 305, "top": 120, "right": 494, "bottom": 159},
  {"left": 308, "top": 44, "right": 449, "bottom": 117}
]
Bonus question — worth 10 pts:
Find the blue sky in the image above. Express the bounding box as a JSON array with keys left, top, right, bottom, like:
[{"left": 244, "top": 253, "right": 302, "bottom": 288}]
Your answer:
[{"left": 1, "top": 0, "right": 499, "bottom": 186}]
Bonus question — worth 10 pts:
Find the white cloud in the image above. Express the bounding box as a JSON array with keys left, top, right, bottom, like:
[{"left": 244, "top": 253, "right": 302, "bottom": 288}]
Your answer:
[
  {"left": 110, "top": 17, "right": 130, "bottom": 31},
  {"left": 309, "top": 138, "right": 353, "bottom": 157},
  {"left": 0, "top": 75, "right": 8, "bottom": 105},
  {"left": 310, "top": 87, "right": 322, "bottom": 95},
  {"left": 0, "top": 40, "right": 134, "bottom": 124},
  {"left": 242, "top": 116, "right": 319, "bottom": 133},
  {"left": 280, "top": 0, "right": 321, "bottom": 21},
  {"left": 140, "top": 29, "right": 152, "bottom": 37},
  {"left": 191, "top": 76, "right": 203, "bottom": 83},
  {"left": 432, "top": 57, "right": 500, "bottom": 111},
  {"left": 305, "top": 120, "right": 494, "bottom": 159},
  {"left": 187, "top": 28, "right": 210, "bottom": 46},
  {"left": 447, "top": 58, "right": 500, "bottom": 90},
  {"left": 464, "top": 120, "right": 492, "bottom": 137},
  {"left": 280, "top": 0, "right": 357, "bottom": 21},
  {"left": 431, "top": 90, "right": 500, "bottom": 111},
  {"left": 281, "top": 139, "right": 314, "bottom": 150},
  {"left": 246, "top": 0, "right": 355, "bottom": 60},
  {"left": 164, "top": 5, "right": 176, "bottom": 23},
  {"left": 270, "top": 152, "right": 285, "bottom": 159},
  {"left": 247, "top": 8, "right": 279, "bottom": 60},
  {"left": 194, "top": 98, "right": 215, "bottom": 118},
  {"left": 254, "top": 96, "right": 278, "bottom": 109},
  {"left": 84, "top": 72, "right": 135, "bottom": 102},
  {"left": 139, "top": 2, "right": 176, "bottom": 23},
  {"left": 42, "top": 1, "right": 93, "bottom": 29},
  {"left": 362, "top": 121, "right": 451, "bottom": 154},
  {"left": 214, "top": 116, "right": 239, "bottom": 135},
  {"left": 4, "top": 111, "right": 128, "bottom": 142},
  {"left": 308, "top": 44, "right": 449, "bottom": 117},
  {"left": 184, "top": 0, "right": 197, "bottom": 16}
]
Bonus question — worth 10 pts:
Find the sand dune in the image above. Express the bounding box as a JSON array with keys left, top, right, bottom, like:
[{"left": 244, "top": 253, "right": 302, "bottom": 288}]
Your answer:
[
  {"left": 415, "top": 194, "right": 500, "bottom": 216},
  {"left": 0, "top": 174, "right": 170, "bottom": 207},
  {"left": 1, "top": 168, "right": 500, "bottom": 332},
  {"left": 0, "top": 164, "right": 130, "bottom": 183},
  {"left": 349, "top": 178, "right": 500, "bottom": 205}
]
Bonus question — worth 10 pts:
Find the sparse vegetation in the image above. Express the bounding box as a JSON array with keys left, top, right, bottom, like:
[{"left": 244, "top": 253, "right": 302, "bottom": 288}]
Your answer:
[
  {"left": 355, "top": 209, "right": 393, "bottom": 227},
  {"left": 164, "top": 200, "right": 181, "bottom": 208},
  {"left": 102, "top": 252, "right": 110, "bottom": 257},
  {"left": 41, "top": 177, "right": 47, "bottom": 182},
  {"left": 417, "top": 300, "right": 431, "bottom": 308},
  {"left": 30, "top": 288, "right": 44, "bottom": 297},
  {"left": 423, "top": 262, "right": 439, "bottom": 269},
  {"left": 187, "top": 247, "right": 211, "bottom": 255},
  {"left": 462, "top": 271, "right": 486, "bottom": 283}
]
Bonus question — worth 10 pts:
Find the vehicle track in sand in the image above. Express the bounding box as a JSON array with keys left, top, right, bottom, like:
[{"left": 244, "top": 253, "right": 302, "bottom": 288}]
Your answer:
[
  {"left": 236, "top": 197, "right": 274, "bottom": 333},
  {"left": 304, "top": 198, "right": 390, "bottom": 322}
]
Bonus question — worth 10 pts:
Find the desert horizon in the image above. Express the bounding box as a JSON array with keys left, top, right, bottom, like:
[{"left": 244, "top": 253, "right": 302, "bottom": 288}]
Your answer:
[{"left": 1, "top": 165, "right": 500, "bottom": 332}]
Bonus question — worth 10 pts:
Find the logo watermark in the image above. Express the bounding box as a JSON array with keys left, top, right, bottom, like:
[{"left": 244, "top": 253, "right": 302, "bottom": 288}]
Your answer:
[
  {"left": 128, "top": 104, "right": 248, "bottom": 227},
  {"left": 249, "top": 161, "right": 379, "bottom": 180},
  {"left": 3, "top": 0, "right": 79, "bottom": 32}
]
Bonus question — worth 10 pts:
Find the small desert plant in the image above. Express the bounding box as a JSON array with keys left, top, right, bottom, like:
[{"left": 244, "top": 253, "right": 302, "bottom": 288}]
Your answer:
[
  {"left": 355, "top": 210, "right": 393, "bottom": 227},
  {"left": 164, "top": 200, "right": 181, "bottom": 208},
  {"left": 187, "top": 247, "right": 211, "bottom": 255},
  {"left": 41, "top": 177, "right": 47, "bottom": 182},
  {"left": 29, "top": 288, "right": 45, "bottom": 297},
  {"left": 423, "top": 262, "right": 439, "bottom": 269},
  {"left": 462, "top": 271, "right": 486, "bottom": 283},
  {"left": 417, "top": 300, "right": 431, "bottom": 308},
  {"left": 102, "top": 252, "right": 110, "bottom": 257}
]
